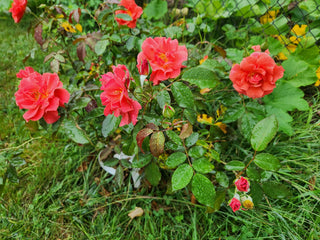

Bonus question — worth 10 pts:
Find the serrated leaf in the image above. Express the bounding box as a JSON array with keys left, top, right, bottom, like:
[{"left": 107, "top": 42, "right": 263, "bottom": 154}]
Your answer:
[
  {"left": 156, "top": 90, "right": 171, "bottom": 109},
  {"left": 225, "top": 161, "right": 245, "bottom": 171},
  {"left": 102, "top": 114, "right": 121, "bottom": 138},
  {"left": 144, "top": 0, "right": 168, "bottom": 20},
  {"left": 265, "top": 106, "right": 293, "bottom": 135},
  {"left": 251, "top": 115, "right": 278, "bottom": 151},
  {"left": 166, "top": 130, "right": 182, "bottom": 146},
  {"left": 191, "top": 174, "right": 215, "bottom": 208},
  {"left": 126, "top": 36, "right": 137, "bottom": 51},
  {"left": 183, "top": 109, "right": 197, "bottom": 124},
  {"left": 95, "top": 39, "right": 110, "bottom": 55},
  {"left": 70, "top": 97, "right": 91, "bottom": 111},
  {"left": 136, "top": 128, "right": 154, "bottom": 153},
  {"left": 62, "top": 119, "right": 90, "bottom": 144},
  {"left": 185, "top": 132, "right": 199, "bottom": 147},
  {"left": 50, "top": 59, "right": 59, "bottom": 73},
  {"left": 172, "top": 164, "right": 193, "bottom": 191},
  {"left": 171, "top": 82, "right": 194, "bottom": 109},
  {"left": 182, "top": 67, "right": 220, "bottom": 89},
  {"left": 145, "top": 161, "right": 161, "bottom": 186},
  {"left": 239, "top": 112, "right": 260, "bottom": 140},
  {"left": 115, "top": 165, "right": 124, "bottom": 188},
  {"left": 192, "top": 158, "right": 214, "bottom": 174},
  {"left": 150, "top": 131, "right": 165, "bottom": 157},
  {"left": 261, "top": 181, "right": 292, "bottom": 199},
  {"left": 55, "top": 54, "right": 65, "bottom": 63},
  {"left": 132, "top": 153, "right": 153, "bottom": 168},
  {"left": 216, "top": 171, "right": 229, "bottom": 188},
  {"left": 115, "top": 13, "right": 133, "bottom": 21},
  {"left": 254, "top": 153, "right": 281, "bottom": 171},
  {"left": 188, "top": 146, "right": 205, "bottom": 158},
  {"left": 166, "top": 152, "right": 186, "bottom": 168}
]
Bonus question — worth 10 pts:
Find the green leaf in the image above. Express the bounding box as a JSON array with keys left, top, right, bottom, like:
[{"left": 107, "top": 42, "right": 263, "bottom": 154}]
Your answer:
[
  {"left": 282, "top": 58, "right": 309, "bottom": 79},
  {"left": 182, "top": 67, "right": 220, "bottom": 89},
  {"left": 226, "top": 48, "right": 244, "bottom": 63},
  {"left": 132, "top": 153, "right": 153, "bottom": 168},
  {"left": 225, "top": 161, "right": 245, "bottom": 171},
  {"left": 239, "top": 112, "right": 260, "bottom": 140},
  {"left": 216, "top": 171, "right": 229, "bottom": 188},
  {"left": 262, "top": 181, "right": 292, "bottom": 199},
  {"left": 171, "top": 82, "right": 194, "bottom": 109},
  {"left": 126, "top": 36, "right": 137, "bottom": 51},
  {"left": 150, "top": 131, "right": 165, "bottom": 157},
  {"left": 250, "top": 181, "right": 263, "bottom": 205},
  {"left": 62, "top": 119, "right": 90, "bottom": 144},
  {"left": 254, "top": 153, "right": 281, "bottom": 171},
  {"left": 115, "top": 165, "right": 124, "bottom": 188},
  {"left": 213, "top": 190, "right": 226, "bottom": 211},
  {"left": 172, "top": 164, "right": 193, "bottom": 191},
  {"left": 265, "top": 106, "right": 293, "bottom": 135},
  {"left": 145, "top": 161, "right": 161, "bottom": 186},
  {"left": 166, "top": 152, "right": 186, "bottom": 168},
  {"left": 102, "top": 114, "right": 121, "bottom": 138},
  {"left": 191, "top": 174, "right": 216, "bottom": 208},
  {"left": 156, "top": 89, "right": 171, "bottom": 109},
  {"left": 115, "top": 13, "right": 132, "bottom": 21},
  {"left": 183, "top": 109, "right": 197, "bottom": 124},
  {"left": 95, "top": 39, "right": 110, "bottom": 55},
  {"left": 144, "top": 0, "right": 168, "bottom": 20},
  {"left": 188, "top": 146, "right": 205, "bottom": 158},
  {"left": 185, "top": 132, "right": 199, "bottom": 147},
  {"left": 6, "top": 165, "right": 19, "bottom": 183},
  {"left": 251, "top": 115, "right": 278, "bottom": 151},
  {"left": 192, "top": 158, "right": 214, "bottom": 174},
  {"left": 223, "top": 105, "right": 245, "bottom": 123},
  {"left": 69, "top": 97, "right": 91, "bottom": 111},
  {"left": 166, "top": 130, "right": 182, "bottom": 146}
]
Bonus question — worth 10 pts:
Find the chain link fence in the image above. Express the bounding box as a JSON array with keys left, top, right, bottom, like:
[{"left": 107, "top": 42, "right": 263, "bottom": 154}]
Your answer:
[{"left": 184, "top": 0, "right": 320, "bottom": 49}]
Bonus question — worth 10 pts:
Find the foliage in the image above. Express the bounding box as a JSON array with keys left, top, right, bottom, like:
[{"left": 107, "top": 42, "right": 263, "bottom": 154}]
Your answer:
[{"left": 1, "top": 0, "right": 320, "bottom": 236}]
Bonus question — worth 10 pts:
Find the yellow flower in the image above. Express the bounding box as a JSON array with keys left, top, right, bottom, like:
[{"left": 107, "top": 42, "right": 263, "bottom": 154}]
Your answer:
[
  {"left": 214, "top": 122, "right": 227, "bottom": 134},
  {"left": 291, "top": 24, "right": 307, "bottom": 36},
  {"left": 287, "top": 44, "right": 297, "bottom": 53},
  {"left": 316, "top": 66, "right": 320, "bottom": 79},
  {"left": 216, "top": 105, "right": 227, "bottom": 119},
  {"left": 56, "top": 14, "right": 64, "bottom": 19},
  {"left": 61, "top": 22, "right": 76, "bottom": 33},
  {"left": 242, "top": 199, "right": 254, "bottom": 209},
  {"left": 315, "top": 79, "right": 320, "bottom": 87},
  {"left": 260, "top": 10, "right": 279, "bottom": 24},
  {"left": 277, "top": 52, "right": 288, "bottom": 61},
  {"left": 289, "top": 36, "right": 301, "bottom": 45},
  {"left": 197, "top": 114, "right": 213, "bottom": 125},
  {"left": 75, "top": 23, "right": 83, "bottom": 32}
]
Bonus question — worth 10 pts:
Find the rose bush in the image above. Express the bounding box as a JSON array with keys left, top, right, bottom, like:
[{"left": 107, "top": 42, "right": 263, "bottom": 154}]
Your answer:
[
  {"left": 229, "top": 45, "right": 285, "bottom": 99},
  {"left": 115, "top": 0, "right": 143, "bottom": 28}
]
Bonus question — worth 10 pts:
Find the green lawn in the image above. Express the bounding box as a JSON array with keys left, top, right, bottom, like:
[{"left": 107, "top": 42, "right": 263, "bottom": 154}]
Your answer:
[{"left": 0, "top": 14, "right": 320, "bottom": 240}]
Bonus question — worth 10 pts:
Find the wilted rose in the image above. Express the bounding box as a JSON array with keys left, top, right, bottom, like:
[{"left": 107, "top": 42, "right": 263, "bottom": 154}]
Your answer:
[{"left": 235, "top": 177, "right": 250, "bottom": 192}]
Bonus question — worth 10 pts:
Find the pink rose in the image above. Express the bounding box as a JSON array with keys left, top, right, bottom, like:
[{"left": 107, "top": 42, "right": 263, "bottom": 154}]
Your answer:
[
  {"left": 100, "top": 65, "right": 141, "bottom": 126},
  {"left": 9, "top": 0, "right": 27, "bottom": 23},
  {"left": 229, "top": 45, "right": 284, "bottom": 99},
  {"left": 235, "top": 177, "right": 250, "bottom": 192},
  {"left": 229, "top": 197, "right": 241, "bottom": 212},
  {"left": 137, "top": 37, "right": 188, "bottom": 85},
  {"left": 15, "top": 67, "right": 70, "bottom": 124},
  {"left": 115, "top": 0, "right": 143, "bottom": 28}
]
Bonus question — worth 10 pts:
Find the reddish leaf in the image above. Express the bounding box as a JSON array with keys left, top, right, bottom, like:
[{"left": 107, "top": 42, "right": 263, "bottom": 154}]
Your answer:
[
  {"left": 77, "top": 42, "right": 86, "bottom": 63},
  {"left": 73, "top": 36, "right": 86, "bottom": 45},
  {"left": 145, "top": 123, "right": 159, "bottom": 130},
  {"left": 136, "top": 128, "right": 153, "bottom": 153},
  {"left": 179, "top": 122, "right": 193, "bottom": 139},
  {"left": 54, "top": 6, "right": 67, "bottom": 17},
  {"left": 74, "top": 8, "right": 81, "bottom": 23},
  {"left": 34, "top": 24, "right": 43, "bottom": 46},
  {"left": 150, "top": 132, "right": 165, "bottom": 157},
  {"left": 68, "top": 12, "right": 73, "bottom": 23},
  {"left": 213, "top": 44, "right": 226, "bottom": 58}
]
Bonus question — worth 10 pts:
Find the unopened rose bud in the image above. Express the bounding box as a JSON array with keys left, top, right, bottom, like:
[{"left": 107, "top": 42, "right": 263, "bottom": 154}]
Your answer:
[
  {"left": 138, "top": 59, "right": 149, "bottom": 76},
  {"left": 163, "top": 104, "right": 175, "bottom": 118},
  {"left": 181, "top": 7, "right": 188, "bottom": 16},
  {"left": 235, "top": 176, "right": 250, "bottom": 192}
]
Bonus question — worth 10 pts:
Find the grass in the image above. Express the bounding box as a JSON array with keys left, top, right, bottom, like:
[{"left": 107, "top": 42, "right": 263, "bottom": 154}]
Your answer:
[{"left": 0, "top": 13, "right": 320, "bottom": 240}]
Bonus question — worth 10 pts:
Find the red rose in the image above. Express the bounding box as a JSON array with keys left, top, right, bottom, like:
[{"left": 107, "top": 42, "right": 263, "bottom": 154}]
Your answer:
[
  {"left": 235, "top": 177, "right": 250, "bottom": 192},
  {"left": 137, "top": 37, "right": 188, "bottom": 85},
  {"left": 115, "top": 0, "right": 143, "bottom": 28},
  {"left": 15, "top": 67, "right": 70, "bottom": 124},
  {"left": 229, "top": 197, "right": 241, "bottom": 212},
  {"left": 100, "top": 65, "right": 141, "bottom": 126},
  {"left": 9, "top": 0, "right": 27, "bottom": 23},
  {"left": 229, "top": 45, "right": 284, "bottom": 99}
]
